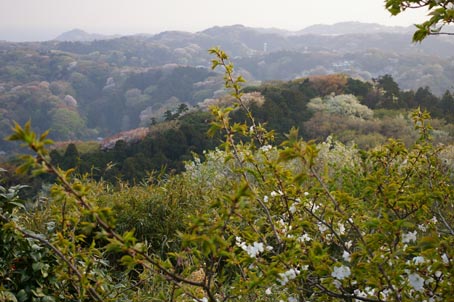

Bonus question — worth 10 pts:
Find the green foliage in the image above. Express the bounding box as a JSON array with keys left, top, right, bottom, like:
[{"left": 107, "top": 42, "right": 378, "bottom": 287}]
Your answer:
[
  {"left": 1, "top": 175, "right": 61, "bottom": 302},
  {"left": 385, "top": 0, "right": 454, "bottom": 41},
  {"left": 2, "top": 48, "right": 454, "bottom": 302},
  {"left": 164, "top": 49, "right": 454, "bottom": 301}
]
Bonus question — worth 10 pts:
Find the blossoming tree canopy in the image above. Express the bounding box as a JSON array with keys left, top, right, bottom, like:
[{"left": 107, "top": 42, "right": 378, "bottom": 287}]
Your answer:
[{"left": 385, "top": 0, "right": 454, "bottom": 41}]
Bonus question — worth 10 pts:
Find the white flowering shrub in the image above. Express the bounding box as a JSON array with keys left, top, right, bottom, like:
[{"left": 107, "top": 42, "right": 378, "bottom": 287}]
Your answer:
[
  {"left": 307, "top": 94, "right": 374, "bottom": 120},
  {"left": 4, "top": 49, "right": 454, "bottom": 302},
  {"left": 170, "top": 50, "right": 454, "bottom": 301}
]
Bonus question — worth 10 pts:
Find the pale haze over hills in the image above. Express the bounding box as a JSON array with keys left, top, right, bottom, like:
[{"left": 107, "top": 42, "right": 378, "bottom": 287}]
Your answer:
[{"left": 0, "top": 0, "right": 428, "bottom": 42}]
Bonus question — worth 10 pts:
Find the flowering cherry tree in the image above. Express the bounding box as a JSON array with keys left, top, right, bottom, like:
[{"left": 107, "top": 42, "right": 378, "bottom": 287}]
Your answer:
[
  {"left": 170, "top": 48, "right": 454, "bottom": 301},
  {"left": 3, "top": 49, "right": 454, "bottom": 301}
]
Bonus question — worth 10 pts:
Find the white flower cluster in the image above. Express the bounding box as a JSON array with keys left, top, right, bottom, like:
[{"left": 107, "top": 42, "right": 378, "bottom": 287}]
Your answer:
[
  {"left": 289, "top": 203, "right": 297, "bottom": 214},
  {"left": 417, "top": 216, "right": 438, "bottom": 232},
  {"left": 412, "top": 256, "right": 426, "bottom": 265},
  {"left": 297, "top": 233, "right": 311, "bottom": 243},
  {"left": 317, "top": 222, "right": 329, "bottom": 233},
  {"left": 417, "top": 224, "right": 427, "bottom": 232},
  {"left": 430, "top": 216, "right": 438, "bottom": 224},
  {"left": 289, "top": 197, "right": 302, "bottom": 214},
  {"left": 402, "top": 231, "right": 417, "bottom": 244},
  {"left": 380, "top": 288, "right": 393, "bottom": 301},
  {"left": 278, "top": 268, "right": 300, "bottom": 286},
  {"left": 342, "top": 250, "right": 351, "bottom": 262},
  {"left": 308, "top": 200, "right": 320, "bottom": 212},
  {"left": 271, "top": 190, "right": 284, "bottom": 197},
  {"left": 235, "top": 237, "right": 272, "bottom": 258},
  {"left": 331, "top": 265, "right": 351, "bottom": 280},
  {"left": 260, "top": 144, "right": 272, "bottom": 152},
  {"left": 278, "top": 219, "right": 302, "bottom": 240},
  {"left": 353, "top": 287, "right": 375, "bottom": 300},
  {"left": 337, "top": 222, "right": 346, "bottom": 235},
  {"left": 408, "top": 272, "right": 425, "bottom": 292},
  {"left": 441, "top": 253, "right": 449, "bottom": 264}
]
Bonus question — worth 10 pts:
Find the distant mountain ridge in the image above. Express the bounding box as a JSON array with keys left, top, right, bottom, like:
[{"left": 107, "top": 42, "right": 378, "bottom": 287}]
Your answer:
[
  {"left": 5, "top": 22, "right": 454, "bottom": 96},
  {"left": 54, "top": 28, "right": 120, "bottom": 41},
  {"left": 297, "top": 21, "right": 412, "bottom": 35},
  {"left": 55, "top": 22, "right": 415, "bottom": 42}
]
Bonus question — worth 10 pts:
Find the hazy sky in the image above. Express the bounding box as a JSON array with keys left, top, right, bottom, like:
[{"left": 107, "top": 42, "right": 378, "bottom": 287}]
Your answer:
[{"left": 0, "top": 0, "right": 429, "bottom": 41}]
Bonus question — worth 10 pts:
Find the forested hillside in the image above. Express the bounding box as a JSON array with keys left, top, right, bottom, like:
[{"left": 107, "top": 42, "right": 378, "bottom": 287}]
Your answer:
[
  {"left": 2, "top": 22, "right": 454, "bottom": 156},
  {"left": 31, "top": 73, "right": 453, "bottom": 185}
]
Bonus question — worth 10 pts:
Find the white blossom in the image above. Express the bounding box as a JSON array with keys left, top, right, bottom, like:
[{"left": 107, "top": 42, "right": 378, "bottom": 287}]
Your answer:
[
  {"left": 278, "top": 268, "right": 300, "bottom": 286},
  {"left": 441, "top": 253, "right": 449, "bottom": 264},
  {"left": 338, "top": 222, "right": 346, "bottom": 235},
  {"left": 310, "top": 202, "right": 320, "bottom": 212},
  {"left": 288, "top": 297, "right": 298, "bottom": 302},
  {"left": 380, "top": 288, "right": 392, "bottom": 301},
  {"left": 304, "top": 191, "right": 309, "bottom": 196},
  {"left": 408, "top": 272, "right": 425, "bottom": 292},
  {"left": 430, "top": 216, "right": 438, "bottom": 224},
  {"left": 318, "top": 222, "right": 328, "bottom": 233},
  {"left": 412, "top": 256, "right": 425, "bottom": 265},
  {"left": 289, "top": 204, "right": 297, "bottom": 214},
  {"left": 418, "top": 224, "right": 427, "bottom": 232},
  {"left": 260, "top": 144, "right": 272, "bottom": 152},
  {"left": 365, "top": 287, "right": 375, "bottom": 296},
  {"left": 354, "top": 289, "right": 367, "bottom": 298},
  {"left": 263, "top": 195, "right": 269, "bottom": 203},
  {"left": 402, "top": 231, "right": 417, "bottom": 243},
  {"left": 235, "top": 238, "right": 265, "bottom": 258},
  {"left": 246, "top": 242, "right": 264, "bottom": 258},
  {"left": 265, "top": 287, "right": 272, "bottom": 295},
  {"left": 271, "top": 190, "right": 283, "bottom": 197},
  {"left": 331, "top": 265, "right": 351, "bottom": 280},
  {"left": 343, "top": 250, "right": 351, "bottom": 262},
  {"left": 297, "top": 233, "right": 311, "bottom": 243}
]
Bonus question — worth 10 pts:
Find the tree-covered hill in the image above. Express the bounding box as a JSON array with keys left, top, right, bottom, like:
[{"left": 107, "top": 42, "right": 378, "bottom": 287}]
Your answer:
[
  {"left": 44, "top": 74, "right": 454, "bottom": 184},
  {"left": 2, "top": 22, "right": 454, "bottom": 155}
]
